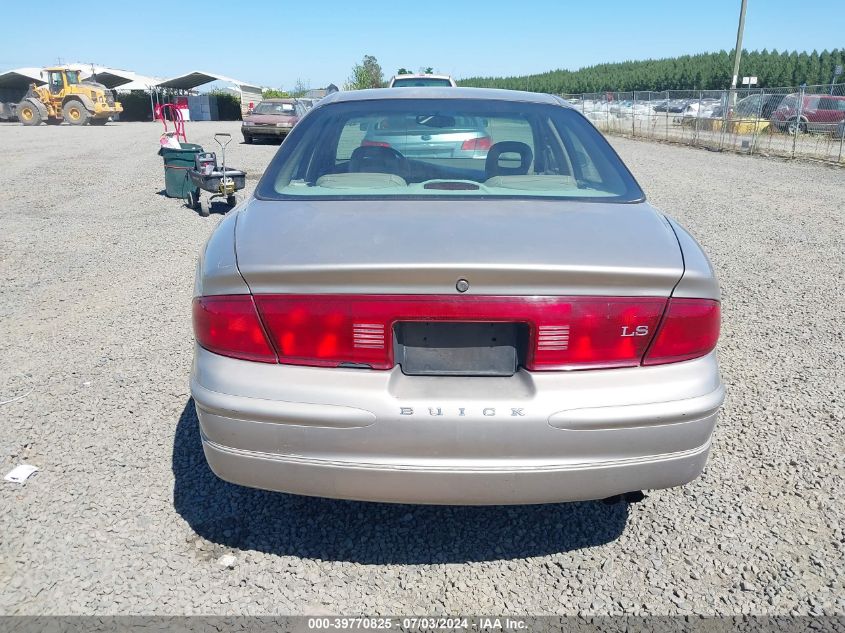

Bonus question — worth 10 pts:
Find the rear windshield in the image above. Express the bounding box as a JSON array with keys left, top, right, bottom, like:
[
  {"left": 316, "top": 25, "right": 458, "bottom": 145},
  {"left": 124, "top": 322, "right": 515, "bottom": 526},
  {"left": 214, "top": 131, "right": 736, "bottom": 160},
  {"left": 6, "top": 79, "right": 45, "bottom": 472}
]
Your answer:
[
  {"left": 253, "top": 102, "right": 296, "bottom": 115},
  {"left": 256, "top": 98, "right": 644, "bottom": 202},
  {"left": 392, "top": 77, "right": 453, "bottom": 87}
]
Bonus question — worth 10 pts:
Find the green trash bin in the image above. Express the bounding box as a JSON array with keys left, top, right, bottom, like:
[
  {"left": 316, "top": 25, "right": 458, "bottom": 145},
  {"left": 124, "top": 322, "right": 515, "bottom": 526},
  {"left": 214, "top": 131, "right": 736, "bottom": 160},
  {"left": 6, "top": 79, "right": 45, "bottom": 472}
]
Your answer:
[{"left": 159, "top": 143, "right": 203, "bottom": 198}]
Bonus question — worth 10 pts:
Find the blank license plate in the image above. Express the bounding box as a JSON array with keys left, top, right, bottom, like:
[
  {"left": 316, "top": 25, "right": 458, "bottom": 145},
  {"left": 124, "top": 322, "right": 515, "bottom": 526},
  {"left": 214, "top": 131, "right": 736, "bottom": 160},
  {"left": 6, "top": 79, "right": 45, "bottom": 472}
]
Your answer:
[{"left": 395, "top": 322, "right": 521, "bottom": 377}]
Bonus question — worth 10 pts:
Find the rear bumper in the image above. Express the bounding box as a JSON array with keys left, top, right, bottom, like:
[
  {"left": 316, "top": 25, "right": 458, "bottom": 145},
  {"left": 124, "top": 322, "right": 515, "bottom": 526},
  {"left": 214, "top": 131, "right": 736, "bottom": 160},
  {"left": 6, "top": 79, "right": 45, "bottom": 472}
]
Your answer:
[
  {"left": 241, "top": 125, "right": 292, "bottom": 137},
  {"left": 191, "top": 347, "right": 723, "bottom": 505},
  {"left": 201, "top": 437, "right": 711, "bottom": 505}
]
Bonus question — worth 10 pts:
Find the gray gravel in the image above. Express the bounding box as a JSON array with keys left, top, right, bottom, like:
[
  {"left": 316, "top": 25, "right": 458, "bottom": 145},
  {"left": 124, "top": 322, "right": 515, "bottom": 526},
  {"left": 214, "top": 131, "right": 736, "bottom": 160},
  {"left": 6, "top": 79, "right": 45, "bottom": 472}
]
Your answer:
[{"left": 0, "top": 121, "right": 843, "bottom": 616}]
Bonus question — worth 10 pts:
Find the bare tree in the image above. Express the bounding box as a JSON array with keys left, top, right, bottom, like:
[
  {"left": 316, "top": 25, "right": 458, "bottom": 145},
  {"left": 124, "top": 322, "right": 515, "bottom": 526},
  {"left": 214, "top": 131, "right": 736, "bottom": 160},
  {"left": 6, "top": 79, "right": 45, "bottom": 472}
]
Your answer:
[{"left": 291, "top": 78, "right": 311, "bottom": 97}]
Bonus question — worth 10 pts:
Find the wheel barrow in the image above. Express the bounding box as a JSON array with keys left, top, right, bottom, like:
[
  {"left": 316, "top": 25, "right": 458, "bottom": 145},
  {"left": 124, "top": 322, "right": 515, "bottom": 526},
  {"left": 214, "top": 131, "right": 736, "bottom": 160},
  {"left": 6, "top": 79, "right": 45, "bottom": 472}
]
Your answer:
[{"left": 185, "top": 133, "right": 246, "bottom": 216}]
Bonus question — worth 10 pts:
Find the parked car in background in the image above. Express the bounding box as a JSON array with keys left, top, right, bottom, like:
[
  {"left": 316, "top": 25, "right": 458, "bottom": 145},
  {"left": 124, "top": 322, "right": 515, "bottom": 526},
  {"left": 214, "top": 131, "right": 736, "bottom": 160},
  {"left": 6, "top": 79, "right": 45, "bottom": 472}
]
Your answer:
[
  {"left": 708, "top": 93, "right": 786, "bottom": 120},
  {"left": 360, "top": 111, "right": 491, "bottom": 159},
  {"left": 739, "top": 93, "right": 786, "bottom": 119},
  {"left": 673, "top": 99, "right": 721, "bottom": 122},
  {"left": 241, "top": 98, "right": 306, "bottom": 144},
  {"left": 770, "top": 93, "right": 845, "bottom": 134},
  {"left": 653, "top": 99, "right": 691, "bottom": 113},
  {"left": 295, "top": 97, "right": 319, "bottom": 111},
  {"left": 191, "top": 87, "right": 723, "bottom": 505},
  {"left": 388, "top": 74, "right": 457, "bottom": 87}
]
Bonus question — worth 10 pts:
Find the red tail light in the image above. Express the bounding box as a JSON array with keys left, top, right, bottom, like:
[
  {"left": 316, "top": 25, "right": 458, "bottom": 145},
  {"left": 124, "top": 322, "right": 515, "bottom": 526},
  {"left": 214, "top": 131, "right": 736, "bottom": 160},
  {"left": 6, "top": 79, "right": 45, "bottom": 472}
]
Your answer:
[
  {"left": 461, "top": 136, "right": 492, "bottom": 151},
  {"left": 643, "top": 298, "right": 720, "bottom": 365},
  {"left": 192, "top": 296, "right": 277, "bottom": 363},
  {"left": 194, "top": 295, "right": 719, "bottom": 370},
  {"left": 361, "top": 140, "right": 391, "bottom": 148},
  {"left": 252, "top": 295, "right": 666, "bottom": 370}
]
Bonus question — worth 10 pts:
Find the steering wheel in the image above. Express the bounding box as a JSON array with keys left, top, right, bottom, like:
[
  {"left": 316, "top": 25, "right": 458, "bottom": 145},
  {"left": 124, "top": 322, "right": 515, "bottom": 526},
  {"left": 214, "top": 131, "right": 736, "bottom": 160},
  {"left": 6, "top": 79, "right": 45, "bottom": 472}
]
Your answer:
[{"left": 350, "top": 145, "right": 410, "bottom": 180}]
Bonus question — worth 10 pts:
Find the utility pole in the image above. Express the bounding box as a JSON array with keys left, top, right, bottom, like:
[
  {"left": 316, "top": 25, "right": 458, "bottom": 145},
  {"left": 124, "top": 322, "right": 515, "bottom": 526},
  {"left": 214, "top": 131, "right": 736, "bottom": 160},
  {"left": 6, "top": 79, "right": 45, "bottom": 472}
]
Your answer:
[{"left": 729, "top": 0, "right": 748, "bottom": 113}]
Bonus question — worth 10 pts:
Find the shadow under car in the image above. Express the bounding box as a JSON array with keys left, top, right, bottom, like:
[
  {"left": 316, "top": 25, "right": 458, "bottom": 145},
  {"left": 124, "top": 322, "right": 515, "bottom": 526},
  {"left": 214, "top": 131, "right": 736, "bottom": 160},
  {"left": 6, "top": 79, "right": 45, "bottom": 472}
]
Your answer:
[{"left": 172, "top": 399, "right": 631, "bottom": 564}]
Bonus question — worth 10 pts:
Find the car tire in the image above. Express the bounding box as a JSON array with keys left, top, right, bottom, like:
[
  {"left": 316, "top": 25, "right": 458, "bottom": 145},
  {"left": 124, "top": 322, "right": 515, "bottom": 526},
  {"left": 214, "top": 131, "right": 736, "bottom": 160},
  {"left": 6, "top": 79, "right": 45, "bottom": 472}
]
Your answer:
[
  {"left": 17, "top": 100, "right": 42, "bottom": 126},
  {"left": 199, "top": 197, "right": 210, "bottom": 217},
  {"left": 226, "top": 194, "right": 237, "bottom": 207},
  {"left": 786, "top": 117, "right": 806, "bottom": 135},
  {"left": 62, "top": 100, "right": 90, "bottom": 126}
]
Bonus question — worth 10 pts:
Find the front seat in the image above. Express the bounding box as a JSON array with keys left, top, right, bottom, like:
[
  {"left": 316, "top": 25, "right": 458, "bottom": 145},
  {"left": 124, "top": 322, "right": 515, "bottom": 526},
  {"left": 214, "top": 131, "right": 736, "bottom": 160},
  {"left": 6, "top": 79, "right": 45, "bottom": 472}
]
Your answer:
[
  {"left": 349, "top": 145, "right": 408, "bottom": 180},
  {"left": 485, "top": 141, "right": 533, "bottom": 177}
]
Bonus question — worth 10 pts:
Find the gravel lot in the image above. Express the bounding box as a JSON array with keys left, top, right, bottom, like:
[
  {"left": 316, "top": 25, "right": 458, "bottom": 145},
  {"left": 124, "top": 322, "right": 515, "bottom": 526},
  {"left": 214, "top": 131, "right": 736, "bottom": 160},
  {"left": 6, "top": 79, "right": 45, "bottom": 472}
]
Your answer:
[{"left": 1, "top": 121, "right": 842, "bottom": 616}]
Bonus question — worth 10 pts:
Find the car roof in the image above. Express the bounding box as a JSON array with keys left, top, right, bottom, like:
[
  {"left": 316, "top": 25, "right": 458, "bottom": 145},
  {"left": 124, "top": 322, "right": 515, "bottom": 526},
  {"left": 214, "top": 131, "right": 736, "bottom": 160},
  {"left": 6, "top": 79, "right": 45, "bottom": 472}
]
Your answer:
[
  {"left": 391, "top": 73, "right": 453, "bottom": 80},
  {"left": 317, "top": 87, "right": 568, "bottom": 107}
]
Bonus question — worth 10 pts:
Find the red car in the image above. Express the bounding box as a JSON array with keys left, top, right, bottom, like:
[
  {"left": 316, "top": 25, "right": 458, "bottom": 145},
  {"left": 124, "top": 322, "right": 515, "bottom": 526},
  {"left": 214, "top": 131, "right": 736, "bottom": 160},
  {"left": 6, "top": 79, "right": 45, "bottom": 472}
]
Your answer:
[
  {"left": 241, "top": 99, "right": 306, "bottom": 144},
  {"left": 770, "top": 93, "right": 845, "bottom": 134}
]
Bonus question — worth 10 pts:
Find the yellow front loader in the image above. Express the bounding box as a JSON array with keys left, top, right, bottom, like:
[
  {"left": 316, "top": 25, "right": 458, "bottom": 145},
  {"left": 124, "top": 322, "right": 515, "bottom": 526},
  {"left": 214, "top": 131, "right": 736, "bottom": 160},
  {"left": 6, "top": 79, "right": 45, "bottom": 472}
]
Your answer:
[{"left": 17, "top": 68, "right": 122, "bottom": 126}]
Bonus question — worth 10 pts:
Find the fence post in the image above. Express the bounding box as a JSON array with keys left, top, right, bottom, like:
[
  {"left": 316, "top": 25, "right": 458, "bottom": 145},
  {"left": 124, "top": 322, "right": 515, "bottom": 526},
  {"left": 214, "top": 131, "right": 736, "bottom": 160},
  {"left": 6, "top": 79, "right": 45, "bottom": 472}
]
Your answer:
[
  {"left": 693, "top": 90, "right": 703, "bottom": 145},
  {"left": 791, "top": 85, "right": 805, "bottom": 159},
  {"left": 632, "top": 92, "right": 636, "bottom": 137},
  {"left": 665, "top": 90, "right": 670, "bottom": 141},
  {"left": 839, "top": 125, "right": 844, "bottom": 162},
  {"left": 750, "top": 87, "right": 763, "bottom": 156}
]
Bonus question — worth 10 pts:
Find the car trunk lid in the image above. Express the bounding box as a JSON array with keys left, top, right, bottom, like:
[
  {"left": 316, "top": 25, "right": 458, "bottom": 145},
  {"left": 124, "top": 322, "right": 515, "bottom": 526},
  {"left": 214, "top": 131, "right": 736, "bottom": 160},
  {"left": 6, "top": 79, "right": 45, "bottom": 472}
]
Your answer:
[{"left": 235, "top": 198, "right": 683, "bottom": 296}]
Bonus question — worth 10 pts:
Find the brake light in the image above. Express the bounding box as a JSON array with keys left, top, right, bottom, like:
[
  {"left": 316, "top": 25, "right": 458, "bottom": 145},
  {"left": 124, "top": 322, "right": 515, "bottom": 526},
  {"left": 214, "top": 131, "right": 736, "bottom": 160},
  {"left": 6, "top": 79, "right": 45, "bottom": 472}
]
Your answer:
[
  {"left": 361, "top": 140, "right": 391, "bottom": 148},
  {"left": 192, "top": 296, "right": 277, "bottom": 363},
  {"left": 528, "top": 298, "right": 665, "bottom": 370},
  {"left": 643, "top": 298, "right": 720, "bottom": 365},
  {"left": 195, "top": 295, "right": 719, "bottom": 370},
  {"left": 252, "top": 295, "right": 666, "bottom": 370},
  {"left": 461, "top": 136, "right": 492, "bottom": 151}
]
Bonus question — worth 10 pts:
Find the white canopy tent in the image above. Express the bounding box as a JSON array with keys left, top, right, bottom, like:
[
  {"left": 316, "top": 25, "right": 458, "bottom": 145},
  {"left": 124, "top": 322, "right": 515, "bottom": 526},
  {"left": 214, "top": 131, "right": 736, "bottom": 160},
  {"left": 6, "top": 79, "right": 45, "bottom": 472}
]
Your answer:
[
  {"left": 0, "top": 64, "right": 159, "bottom": 96},
  {"left": 155, "top": 70, "right": 262, "bottom": 114},
  {"left": 68, "top": 64, "right": 162, "bottom": 92},
  {"left": 0, "top": 68, "right": 46, "bottom": 117},
  {"left": 0, "top": 67, "right": 46, "bottom": 89}
]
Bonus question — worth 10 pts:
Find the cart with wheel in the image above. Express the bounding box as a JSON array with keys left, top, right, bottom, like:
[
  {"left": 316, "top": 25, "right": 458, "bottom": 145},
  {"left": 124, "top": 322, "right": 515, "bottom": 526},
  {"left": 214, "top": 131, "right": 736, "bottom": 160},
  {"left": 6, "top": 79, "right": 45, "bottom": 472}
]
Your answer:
[{"left": 185, "top": 133, "right": 246, "bottom": 216}]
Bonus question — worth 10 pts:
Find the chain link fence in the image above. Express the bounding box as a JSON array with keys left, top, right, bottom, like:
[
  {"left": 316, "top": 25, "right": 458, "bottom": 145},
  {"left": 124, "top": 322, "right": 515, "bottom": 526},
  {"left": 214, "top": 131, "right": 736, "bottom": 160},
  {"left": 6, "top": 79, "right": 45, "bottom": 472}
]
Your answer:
[{"left": 563, "top": 83, "right": 845, "bottom": 164}]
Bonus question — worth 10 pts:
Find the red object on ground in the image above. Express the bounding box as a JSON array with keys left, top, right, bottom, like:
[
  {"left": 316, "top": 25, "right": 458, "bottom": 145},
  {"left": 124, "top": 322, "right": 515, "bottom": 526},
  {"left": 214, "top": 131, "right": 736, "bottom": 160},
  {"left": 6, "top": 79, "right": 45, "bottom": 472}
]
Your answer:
[{"left": 159, "top": 103, "right": 187, "bottom": 143}]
